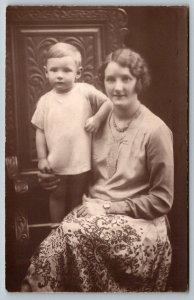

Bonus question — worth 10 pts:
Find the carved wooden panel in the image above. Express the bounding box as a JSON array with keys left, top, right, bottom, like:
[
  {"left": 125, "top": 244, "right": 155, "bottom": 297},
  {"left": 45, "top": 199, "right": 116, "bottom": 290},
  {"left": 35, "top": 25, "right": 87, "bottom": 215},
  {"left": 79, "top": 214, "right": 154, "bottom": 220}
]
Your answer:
[{"left": 6, "top": 6, "right": 128, "bottom": 175}]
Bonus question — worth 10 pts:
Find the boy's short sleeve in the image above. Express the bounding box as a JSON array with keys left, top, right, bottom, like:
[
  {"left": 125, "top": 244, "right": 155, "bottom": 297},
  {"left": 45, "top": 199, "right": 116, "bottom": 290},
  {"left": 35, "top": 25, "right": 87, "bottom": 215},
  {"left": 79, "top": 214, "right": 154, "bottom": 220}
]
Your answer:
[
  {"left": 84, "top": 83, "right": 110, "bottom": 114},
  {"left": 31, "top": 96, "right": 45, "bottom": 130}
]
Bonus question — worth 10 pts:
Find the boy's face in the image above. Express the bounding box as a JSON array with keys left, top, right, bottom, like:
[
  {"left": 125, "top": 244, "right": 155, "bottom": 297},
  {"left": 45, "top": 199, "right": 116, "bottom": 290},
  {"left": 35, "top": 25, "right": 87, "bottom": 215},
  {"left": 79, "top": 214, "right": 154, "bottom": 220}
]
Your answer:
[{"left": 45, "top": 56, "right": 81, "bottom": 93}]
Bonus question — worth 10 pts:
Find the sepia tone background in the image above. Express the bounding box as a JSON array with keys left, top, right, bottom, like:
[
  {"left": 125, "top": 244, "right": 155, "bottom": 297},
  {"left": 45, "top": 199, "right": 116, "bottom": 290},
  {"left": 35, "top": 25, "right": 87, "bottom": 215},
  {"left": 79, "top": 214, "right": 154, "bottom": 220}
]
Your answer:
[{"left": 5, "top": 6, "right": 188, "bottom": 292}]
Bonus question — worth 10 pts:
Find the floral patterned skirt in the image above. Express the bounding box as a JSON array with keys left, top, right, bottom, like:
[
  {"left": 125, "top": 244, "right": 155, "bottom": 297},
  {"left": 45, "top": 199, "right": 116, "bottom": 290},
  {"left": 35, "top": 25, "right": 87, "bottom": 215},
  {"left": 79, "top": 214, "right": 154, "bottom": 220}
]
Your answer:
[{"left": 22, "top": 212, "right": 172, "bottom": 292}]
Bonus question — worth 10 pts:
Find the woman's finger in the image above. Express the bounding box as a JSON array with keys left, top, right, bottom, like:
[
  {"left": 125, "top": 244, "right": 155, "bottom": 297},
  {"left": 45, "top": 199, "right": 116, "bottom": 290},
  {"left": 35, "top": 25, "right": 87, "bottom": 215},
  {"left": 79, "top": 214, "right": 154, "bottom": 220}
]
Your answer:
[
  {"left": 38, "top": 176, "right": 58, "bottom": 185},
  {"left": 43, "top": 185, "right": 58, "bottom": 191},
  {"left": 76, "top": 206, "right": 86, "bottom": 215},
  {"left": 79, "top": 210, "right": 88, "bottom": 217},
  {"left": 77, "top": 206, "right": 87, "bottom": 217},
  {"left": 47, "top": 177, "right": 60, "bottom": 184},
  {"left": 38, "top": 172, "right": 54, "bottom": 180}
]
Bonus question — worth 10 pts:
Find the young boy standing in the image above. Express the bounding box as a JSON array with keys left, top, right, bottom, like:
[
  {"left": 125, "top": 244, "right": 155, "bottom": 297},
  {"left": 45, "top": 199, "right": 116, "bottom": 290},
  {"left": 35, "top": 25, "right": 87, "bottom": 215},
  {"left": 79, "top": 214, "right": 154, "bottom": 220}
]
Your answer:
[{"left": 31, "top": 42, "right": 112, "bottom": 226}]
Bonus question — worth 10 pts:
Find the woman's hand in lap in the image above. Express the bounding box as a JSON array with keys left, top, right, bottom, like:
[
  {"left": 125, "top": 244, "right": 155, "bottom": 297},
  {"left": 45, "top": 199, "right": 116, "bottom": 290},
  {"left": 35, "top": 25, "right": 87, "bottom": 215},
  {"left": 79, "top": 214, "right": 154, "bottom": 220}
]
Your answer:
[
  {"left": 109, "top": 201, "right": 129, "bottom": 215},
  {"left": 38, "top": 172, "right": 60, "bottom": 190},
  {"left": 76, "top": 202, "right": 106, "bottom": 217}
]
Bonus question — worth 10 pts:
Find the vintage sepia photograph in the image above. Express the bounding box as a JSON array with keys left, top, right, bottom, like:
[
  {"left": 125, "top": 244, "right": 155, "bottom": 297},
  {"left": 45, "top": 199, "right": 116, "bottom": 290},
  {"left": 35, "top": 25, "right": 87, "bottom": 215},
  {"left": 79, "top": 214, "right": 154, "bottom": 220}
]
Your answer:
[{"left": 5, "top": 5, "right": 188, "bottom": 292}]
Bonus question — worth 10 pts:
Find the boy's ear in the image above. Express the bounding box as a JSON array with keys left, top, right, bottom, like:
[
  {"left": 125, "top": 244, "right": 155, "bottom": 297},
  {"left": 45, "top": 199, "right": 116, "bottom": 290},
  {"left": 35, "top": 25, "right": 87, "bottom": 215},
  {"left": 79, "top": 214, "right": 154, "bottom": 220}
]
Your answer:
[
  {"left": 76, "top": 66, "right": 82, "bottom": 79},
  {"left": 44, "top": 66, "right": 48, "bottom": 78}
]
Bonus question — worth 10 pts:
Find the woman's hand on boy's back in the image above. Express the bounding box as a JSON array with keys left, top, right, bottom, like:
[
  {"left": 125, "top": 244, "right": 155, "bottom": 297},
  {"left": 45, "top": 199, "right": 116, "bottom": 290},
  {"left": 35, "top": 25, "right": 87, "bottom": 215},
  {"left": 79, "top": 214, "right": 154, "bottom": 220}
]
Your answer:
[
  {"left": 85, "top": 116, "right": 100, "bottom": 133},
  {"left": 38, "top": 172, "right": 60, "bottom": 191}
]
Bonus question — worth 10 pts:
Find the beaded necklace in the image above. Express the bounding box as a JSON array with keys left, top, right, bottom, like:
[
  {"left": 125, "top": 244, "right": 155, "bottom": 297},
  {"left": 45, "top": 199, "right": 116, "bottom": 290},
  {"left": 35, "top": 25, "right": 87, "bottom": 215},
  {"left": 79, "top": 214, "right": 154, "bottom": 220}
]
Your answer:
[
  {"left": 112, "top": 104, "right": 141, "bottom": 133},
  {"left": 106, "top": 104, "right": 141, "bottom": 178}
]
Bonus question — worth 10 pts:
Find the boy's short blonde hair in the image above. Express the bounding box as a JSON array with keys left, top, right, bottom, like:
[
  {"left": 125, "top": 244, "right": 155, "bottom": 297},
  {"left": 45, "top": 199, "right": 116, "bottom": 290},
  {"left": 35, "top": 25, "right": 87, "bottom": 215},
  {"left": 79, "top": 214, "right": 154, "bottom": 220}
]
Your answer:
[{"left": 46, "top": 42, "right": 82, "bottom": 67}]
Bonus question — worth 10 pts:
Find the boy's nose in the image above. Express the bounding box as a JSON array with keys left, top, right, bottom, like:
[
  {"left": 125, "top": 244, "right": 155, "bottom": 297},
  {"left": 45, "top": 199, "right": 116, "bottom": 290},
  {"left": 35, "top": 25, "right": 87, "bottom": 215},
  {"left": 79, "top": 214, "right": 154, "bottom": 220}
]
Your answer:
[{"left": 56, "top": 72, "right": 63, "bottom": 79}]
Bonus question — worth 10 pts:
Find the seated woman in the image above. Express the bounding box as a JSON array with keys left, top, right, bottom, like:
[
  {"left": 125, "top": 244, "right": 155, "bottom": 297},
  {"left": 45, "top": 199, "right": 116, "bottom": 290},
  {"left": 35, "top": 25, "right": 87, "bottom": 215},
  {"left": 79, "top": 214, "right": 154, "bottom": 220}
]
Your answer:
[{"left": 21, "top": 48, "right": 174, "bottom": 292}]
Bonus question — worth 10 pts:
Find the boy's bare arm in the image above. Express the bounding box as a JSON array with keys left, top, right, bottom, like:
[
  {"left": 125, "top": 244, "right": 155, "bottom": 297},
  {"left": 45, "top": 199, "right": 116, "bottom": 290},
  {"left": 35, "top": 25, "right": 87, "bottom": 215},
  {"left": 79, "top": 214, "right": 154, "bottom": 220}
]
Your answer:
[
  {"left": 85, "top": 101, "right": 112, "bottom": 133},
  {"left": 36, "top": 128, "right": 47, "bottom": 159},
  {"left": 36, "top": 128, "right": 52, "bottom": 173},
  {"left": 94, "top": 100, "right": 112, "bottom": 123}
]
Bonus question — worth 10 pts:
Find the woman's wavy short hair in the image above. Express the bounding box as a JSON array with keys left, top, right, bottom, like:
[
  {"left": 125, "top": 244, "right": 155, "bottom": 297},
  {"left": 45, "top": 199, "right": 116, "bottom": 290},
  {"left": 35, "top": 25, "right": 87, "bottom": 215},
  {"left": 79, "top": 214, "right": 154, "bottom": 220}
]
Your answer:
[{"left": 98, "top": 48, "right": 151, "bottom": 95}]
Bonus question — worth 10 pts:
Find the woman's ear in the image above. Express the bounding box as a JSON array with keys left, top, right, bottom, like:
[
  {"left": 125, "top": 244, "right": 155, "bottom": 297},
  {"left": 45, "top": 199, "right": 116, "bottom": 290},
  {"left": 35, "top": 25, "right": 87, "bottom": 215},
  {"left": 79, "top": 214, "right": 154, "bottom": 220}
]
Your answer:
[
  {"left": 44, "top": 66, "right": 48, "bottom": 78},
  {"left": 76, "top": 66, "right": 83, "bottom": 79}
]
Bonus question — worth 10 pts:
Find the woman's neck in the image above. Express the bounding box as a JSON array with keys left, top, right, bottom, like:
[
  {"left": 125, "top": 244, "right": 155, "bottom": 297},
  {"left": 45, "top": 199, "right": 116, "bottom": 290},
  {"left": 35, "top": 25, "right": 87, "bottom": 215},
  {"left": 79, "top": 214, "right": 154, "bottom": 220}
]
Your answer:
[{"left": 113, "top": 98, "right": 141, "bottom": 121}]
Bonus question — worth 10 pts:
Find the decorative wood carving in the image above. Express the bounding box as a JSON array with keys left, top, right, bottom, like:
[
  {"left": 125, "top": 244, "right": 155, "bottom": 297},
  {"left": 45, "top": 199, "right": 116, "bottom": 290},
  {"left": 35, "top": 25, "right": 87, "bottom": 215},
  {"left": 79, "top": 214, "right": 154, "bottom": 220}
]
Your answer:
[
  {"left": 6, "top": 25, "right": 17, "bottom": 156},
  {"left": 6, "top": 6, "right": 129, "bottom": 176},
  {"left": 7, "top": 6, "right": 128, "bottom": 53},
  {"left": 6, "top": 156, "right": 29, "bottom": 193},
  {"left": 15, "top": 210, "right": 29, "bottom": 241}
]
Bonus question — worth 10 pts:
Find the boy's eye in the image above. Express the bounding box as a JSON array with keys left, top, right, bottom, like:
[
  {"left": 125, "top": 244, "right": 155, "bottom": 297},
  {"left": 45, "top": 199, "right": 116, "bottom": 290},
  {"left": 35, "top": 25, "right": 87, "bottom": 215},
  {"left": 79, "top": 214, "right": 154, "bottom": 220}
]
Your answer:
[
  {"left": 49, "top": 68, "right": 73, "bottom": 73},
  {"left": 50, "top": 68, "right": 57, "bottom": 72},
  {"left": 105, "top": 76, "right": 115, "bottom": 82},
  {"left": 63, "top": 68, "right": 72, "bottom": 72}
]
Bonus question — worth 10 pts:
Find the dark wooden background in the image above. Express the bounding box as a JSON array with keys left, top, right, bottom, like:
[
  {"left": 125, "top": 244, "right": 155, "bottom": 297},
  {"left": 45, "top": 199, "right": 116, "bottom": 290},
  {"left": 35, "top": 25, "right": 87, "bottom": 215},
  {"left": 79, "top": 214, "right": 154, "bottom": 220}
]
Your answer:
[
  {"left": 6, "top": 6, "right": 188, "bottom": 292},
  {"left": 123, "top": 6, "right": 188, "bottom": 291}
]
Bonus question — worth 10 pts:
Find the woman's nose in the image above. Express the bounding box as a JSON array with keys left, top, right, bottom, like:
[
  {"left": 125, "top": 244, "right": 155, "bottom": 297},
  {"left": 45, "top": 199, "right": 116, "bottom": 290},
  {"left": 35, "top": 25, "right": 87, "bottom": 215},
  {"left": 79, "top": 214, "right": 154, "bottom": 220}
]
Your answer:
[{"left": 114, "top": 79, "right": 123, "bottom": 91}]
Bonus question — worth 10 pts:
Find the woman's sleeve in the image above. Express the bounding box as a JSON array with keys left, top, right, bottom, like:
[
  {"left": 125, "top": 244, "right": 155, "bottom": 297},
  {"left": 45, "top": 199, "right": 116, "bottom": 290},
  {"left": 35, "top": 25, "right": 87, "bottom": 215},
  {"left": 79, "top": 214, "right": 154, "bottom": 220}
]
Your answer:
[
  {"left": 31, "top": 97, "right": 45, "bottom": 130},
  {"left": 126, "top": 124, "right": 174, "bottom": 220}
]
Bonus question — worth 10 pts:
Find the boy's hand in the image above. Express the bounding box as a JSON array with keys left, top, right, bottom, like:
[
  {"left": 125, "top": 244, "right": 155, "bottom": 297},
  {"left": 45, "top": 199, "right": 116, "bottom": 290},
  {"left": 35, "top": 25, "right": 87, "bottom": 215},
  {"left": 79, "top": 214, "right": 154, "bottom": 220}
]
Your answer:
[
  {"left": 85, "top": 116, "right": 100, "bottom": 133},
  {"left": 38, "top": 158, "right": 52, "bottom": 174}
]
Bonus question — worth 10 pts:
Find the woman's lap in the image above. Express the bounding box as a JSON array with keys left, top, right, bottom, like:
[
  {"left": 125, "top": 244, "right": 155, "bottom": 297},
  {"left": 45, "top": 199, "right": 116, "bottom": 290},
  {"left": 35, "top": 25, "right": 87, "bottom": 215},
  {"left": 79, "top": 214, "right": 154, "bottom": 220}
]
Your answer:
[{"left": 22, "top": 213, "right": 172, "bottom": 292}]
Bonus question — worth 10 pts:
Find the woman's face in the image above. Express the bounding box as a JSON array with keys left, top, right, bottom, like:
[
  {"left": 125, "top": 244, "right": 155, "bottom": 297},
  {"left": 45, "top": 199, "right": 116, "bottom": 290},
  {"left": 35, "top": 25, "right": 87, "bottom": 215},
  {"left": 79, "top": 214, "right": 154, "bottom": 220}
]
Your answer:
[{"left": 104, "top": 61, "right": 137, "bottom": 109}]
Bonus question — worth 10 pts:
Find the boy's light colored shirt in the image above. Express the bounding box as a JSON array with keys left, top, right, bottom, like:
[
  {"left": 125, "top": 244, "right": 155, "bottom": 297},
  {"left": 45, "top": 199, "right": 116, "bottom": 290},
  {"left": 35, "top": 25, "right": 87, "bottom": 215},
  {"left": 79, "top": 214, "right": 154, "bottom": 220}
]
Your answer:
[{"left": 31, "top": 82, "right": 109, "bottom": 175}]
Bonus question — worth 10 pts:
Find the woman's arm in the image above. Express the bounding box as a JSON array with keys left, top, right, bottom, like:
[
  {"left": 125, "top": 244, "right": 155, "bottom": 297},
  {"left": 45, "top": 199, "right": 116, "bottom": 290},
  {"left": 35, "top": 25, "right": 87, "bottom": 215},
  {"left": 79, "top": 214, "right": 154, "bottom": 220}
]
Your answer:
[{"left": 109, "top": 124, "right": 174, "bottom": 219}]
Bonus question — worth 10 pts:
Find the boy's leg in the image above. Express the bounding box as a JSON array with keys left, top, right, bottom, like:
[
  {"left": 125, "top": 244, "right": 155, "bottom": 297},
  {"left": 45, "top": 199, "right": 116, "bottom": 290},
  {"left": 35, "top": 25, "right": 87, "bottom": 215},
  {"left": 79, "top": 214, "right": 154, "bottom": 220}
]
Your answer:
[
  {"left": 67, "top": 171, "right": 90, "bottom": 211},
  {"left": 49, "top": 175, "right": 68, "bottom": 224}
]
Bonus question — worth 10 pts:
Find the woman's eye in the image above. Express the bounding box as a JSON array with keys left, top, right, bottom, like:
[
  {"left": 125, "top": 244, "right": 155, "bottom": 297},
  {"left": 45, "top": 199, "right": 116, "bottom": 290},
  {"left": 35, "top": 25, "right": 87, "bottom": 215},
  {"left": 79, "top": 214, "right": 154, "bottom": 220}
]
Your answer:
[{"left": 122, "top": 76, "right": 130, "bottom": 82}]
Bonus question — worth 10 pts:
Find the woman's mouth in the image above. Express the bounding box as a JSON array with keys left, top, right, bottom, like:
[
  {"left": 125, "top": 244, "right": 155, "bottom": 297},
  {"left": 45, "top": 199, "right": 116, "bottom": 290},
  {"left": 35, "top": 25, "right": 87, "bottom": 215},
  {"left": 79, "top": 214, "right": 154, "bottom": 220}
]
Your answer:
[{"left": 113, "top": 94, "right": 125, "bottom": 98}]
